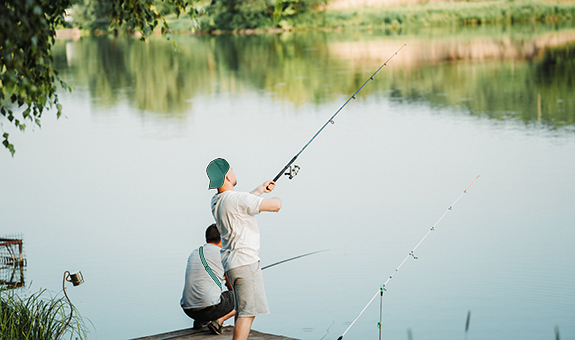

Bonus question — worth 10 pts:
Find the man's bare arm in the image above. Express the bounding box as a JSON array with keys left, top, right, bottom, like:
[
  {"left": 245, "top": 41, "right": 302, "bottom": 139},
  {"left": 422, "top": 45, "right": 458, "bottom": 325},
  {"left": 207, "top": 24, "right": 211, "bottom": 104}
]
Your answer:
[
  {"left": 251, "top": 180, "right": 281, "bottom": 212},
  {"left": 259, "top": 197, "right": 282, "bottom": 212}
]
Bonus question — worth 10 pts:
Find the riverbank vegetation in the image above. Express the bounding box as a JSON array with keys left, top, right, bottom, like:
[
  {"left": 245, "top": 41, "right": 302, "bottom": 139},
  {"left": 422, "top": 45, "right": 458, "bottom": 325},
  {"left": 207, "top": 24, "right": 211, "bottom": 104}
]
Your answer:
[
  {"left": 0, "top": 288, "right": 88, "bottom": 340},
  {"left": 155, "top": 0, "right": 575, "bottom": 32},
  {"left": 3, "top": 0, "right": 574, "bottom": 155},
  {"left": 320, "top": 0, "right": 575, "bottom": 29},
  {"left": 1, "top": 0, "right": 174, "bottom": 155},
  {"left": 1, "top": 0, "right": 197, "bottom": 155},
  {"left": 67, "top": 0, "right": 575, "bottom": 34}
]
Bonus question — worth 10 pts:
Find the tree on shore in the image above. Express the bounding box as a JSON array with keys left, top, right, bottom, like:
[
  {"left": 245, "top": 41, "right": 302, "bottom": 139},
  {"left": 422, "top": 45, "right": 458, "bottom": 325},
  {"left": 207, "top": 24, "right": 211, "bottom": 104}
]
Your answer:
[{"left": 0, "top": 0, "right": 199, "bottom": 156}]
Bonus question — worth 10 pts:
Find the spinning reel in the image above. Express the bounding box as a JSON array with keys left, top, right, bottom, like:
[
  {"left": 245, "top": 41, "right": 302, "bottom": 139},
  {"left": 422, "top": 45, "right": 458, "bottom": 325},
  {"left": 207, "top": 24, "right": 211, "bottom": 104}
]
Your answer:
[{"left": 284, "top": 164, "right": 300, "bottom": 180}]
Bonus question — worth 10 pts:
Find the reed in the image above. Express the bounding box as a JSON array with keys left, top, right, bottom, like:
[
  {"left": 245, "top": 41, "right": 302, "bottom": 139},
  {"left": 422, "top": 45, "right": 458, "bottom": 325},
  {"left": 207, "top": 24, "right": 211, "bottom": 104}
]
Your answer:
[
  {"left": 319, "top": 0, "right": 575, "bottom": 29},
  {"left": 0, "top": 287, "right": 88, "bottom": 340}
]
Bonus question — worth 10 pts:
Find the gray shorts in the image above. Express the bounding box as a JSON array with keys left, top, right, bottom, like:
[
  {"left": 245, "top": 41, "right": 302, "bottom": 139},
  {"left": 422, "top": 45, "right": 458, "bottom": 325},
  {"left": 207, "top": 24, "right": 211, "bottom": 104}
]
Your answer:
[{"left": 226, "top": 261, "right": 270, "bottom": 317}]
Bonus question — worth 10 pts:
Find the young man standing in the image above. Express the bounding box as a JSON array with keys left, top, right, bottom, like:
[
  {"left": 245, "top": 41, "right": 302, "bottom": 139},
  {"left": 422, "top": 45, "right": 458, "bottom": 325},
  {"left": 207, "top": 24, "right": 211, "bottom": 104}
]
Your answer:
[{"left": 206, "top": 158, "right": 282, "bottom": 340}]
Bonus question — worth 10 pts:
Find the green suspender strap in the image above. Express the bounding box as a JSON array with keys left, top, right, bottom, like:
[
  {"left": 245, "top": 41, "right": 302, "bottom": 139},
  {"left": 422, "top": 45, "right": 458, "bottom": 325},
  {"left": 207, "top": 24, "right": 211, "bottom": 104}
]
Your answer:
[{"left": 199, "top": 246, "right": 222, "bottom": 289}]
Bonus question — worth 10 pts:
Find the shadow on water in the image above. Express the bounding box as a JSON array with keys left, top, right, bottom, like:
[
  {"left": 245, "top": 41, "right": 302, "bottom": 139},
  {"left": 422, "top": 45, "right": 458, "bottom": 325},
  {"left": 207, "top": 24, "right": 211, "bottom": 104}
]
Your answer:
[{"left": 52, "top": 21, "right": 575, "bottom": 133}]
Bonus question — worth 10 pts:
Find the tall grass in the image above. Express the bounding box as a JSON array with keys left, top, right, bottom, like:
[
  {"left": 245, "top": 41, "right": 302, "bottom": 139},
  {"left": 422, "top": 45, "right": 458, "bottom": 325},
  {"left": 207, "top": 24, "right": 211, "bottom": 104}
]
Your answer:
[
  {"left": 0, "top": 287, "right": 88, "bottom": 340},
  {"left": 162, "top": 0, "right": 575, "bottom": 32},
  {"left": 321, "top": 0, "right": 575, "bottom": 29}
]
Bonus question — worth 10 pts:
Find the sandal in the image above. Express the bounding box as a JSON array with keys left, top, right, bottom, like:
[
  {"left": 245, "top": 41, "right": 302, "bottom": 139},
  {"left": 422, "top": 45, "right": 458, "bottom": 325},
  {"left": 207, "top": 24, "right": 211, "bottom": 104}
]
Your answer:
[{"left": 208, "top": 320, "right": 223, "bottom": 335}]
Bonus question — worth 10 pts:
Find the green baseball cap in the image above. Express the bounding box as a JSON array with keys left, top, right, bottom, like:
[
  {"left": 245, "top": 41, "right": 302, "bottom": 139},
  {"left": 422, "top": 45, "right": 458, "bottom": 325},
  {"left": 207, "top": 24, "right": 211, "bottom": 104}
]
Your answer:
[{"left": 206, "top": 158, "right": 230, "bottom": 189}]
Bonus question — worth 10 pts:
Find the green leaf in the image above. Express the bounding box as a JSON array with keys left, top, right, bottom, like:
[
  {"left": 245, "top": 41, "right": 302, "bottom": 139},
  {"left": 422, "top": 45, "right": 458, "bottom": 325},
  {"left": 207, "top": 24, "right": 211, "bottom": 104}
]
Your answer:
[
  {"left": 2, "top": 134, "right": 15, "bottom": 156},
  {"left": 23, "top": 108, "right": 31, "bottom": 119}
]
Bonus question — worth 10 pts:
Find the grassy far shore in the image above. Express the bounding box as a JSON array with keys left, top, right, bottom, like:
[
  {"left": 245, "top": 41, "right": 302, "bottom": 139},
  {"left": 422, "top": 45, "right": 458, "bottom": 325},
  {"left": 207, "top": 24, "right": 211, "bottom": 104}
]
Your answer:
[
  {"left": 320, "top": 0, "right": 575, "bottom": 29},
  {"left": 57, "top": 0, "right": 575, "bottom": 36},
  {"left": 160, "top": 0, "right": 575, "bottom": 33}
]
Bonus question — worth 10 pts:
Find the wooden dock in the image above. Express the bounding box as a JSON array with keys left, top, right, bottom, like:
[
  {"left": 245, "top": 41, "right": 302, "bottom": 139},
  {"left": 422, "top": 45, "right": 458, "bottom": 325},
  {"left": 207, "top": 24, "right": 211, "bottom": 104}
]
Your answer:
[{"left": 130, "top": 326, "right": 299, "bottom": 340}]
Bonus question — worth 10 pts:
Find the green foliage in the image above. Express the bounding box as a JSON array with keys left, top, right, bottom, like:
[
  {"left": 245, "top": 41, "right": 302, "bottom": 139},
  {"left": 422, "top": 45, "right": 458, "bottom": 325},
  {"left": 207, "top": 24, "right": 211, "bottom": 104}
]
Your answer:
[
  {"left": 69, "top": 0, "right": 115, "bottom": 31},
  {"left": 0, "top": 287, "right": 88, "bottom": 340},
  {"left": 323, "top": 0, "right": 575, "bottom": 29},
  {"left": 0, "top": 0, "right": 72, "bottom": 156},
  {"left": 211, "top": 0, "right": 273, "bottom": 30},
  {"left": 204, "top": 0, "right": 324, "bottom": 31},
  {"left": 272, "top": 0, "right": 319, "bottom": 28},
  {"left": 0, "top": 0, "right": 200, "bottom": 156},
  {"left": 70, "top": 0, "right": 188, "bottom": 32},
  {"left": 109, "top": 0, "right": 200, "bottom": 38},
  {"left": 2, "top": 0, "right": 573, "bottom": 156}
]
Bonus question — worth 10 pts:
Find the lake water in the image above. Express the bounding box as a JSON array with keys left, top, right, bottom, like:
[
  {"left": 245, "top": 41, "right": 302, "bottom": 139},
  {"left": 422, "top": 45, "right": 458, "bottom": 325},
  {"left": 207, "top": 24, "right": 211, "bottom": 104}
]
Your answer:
[{"left": 1, "top": 22, "right": 575, "bottom": 340}]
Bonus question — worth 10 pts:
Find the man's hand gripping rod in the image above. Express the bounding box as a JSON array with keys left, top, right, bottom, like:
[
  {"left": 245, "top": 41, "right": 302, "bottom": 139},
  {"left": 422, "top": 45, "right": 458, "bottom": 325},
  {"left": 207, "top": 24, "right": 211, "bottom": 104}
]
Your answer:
[{"left": 269, "top": 44, "right": 406, "bottom": 186}]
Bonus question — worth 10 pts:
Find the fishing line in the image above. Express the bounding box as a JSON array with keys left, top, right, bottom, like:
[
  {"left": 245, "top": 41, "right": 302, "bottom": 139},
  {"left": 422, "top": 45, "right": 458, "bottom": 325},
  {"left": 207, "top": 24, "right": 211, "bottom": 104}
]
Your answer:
[
  {"left": 320, "top": 321, "right": 336, "bottom": 340},
  {"left": 336, "top": 175, "right": 480, "bottom": 340},
  {"left": 269, "top": 44, "right": 406, "bottom": 185}
]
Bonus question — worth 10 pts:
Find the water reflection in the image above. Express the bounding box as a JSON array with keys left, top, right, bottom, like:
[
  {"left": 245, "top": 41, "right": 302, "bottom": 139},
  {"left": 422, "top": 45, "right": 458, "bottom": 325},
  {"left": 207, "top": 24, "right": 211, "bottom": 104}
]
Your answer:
[
  {"left": 0, "top": 236, "right": 26, "bottom": 289},
  {"left": 7, "top": 22, "right": 575, "bottom": 340},
  {"left": 535, "top": 43, "right": 575, "bottom": 126},
  {"left": 52, "top": 22, "right": 575, "bottom": 132}
]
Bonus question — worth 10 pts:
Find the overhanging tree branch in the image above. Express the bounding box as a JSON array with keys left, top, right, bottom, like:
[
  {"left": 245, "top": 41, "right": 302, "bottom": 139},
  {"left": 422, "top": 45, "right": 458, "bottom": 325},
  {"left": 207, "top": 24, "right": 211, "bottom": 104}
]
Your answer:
[{"left": 0, "top": 0, "right": 200, "bottom": 156}]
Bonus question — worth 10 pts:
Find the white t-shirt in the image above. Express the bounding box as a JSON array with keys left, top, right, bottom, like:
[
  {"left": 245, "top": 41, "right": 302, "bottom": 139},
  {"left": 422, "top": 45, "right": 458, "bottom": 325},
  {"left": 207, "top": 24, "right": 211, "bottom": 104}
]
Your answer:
[
  {"left": 211, "top": 190, "right": 263, "bottom": 272},
  {"left": 180, "top": 243, "right": 224, "bottom": 309}
]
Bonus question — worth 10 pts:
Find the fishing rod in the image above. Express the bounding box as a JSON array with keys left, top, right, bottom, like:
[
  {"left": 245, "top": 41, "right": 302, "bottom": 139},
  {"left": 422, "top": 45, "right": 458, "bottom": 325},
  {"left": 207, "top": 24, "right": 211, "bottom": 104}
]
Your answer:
[
  {"left": 337, "top": 175, "right": 480, "bottom": 340},
  {"left": 269, "top": 44, "right": 406, "bottom": 185},
  {"left": 262, "top": 250, "right": 328, "bottom": 270}
]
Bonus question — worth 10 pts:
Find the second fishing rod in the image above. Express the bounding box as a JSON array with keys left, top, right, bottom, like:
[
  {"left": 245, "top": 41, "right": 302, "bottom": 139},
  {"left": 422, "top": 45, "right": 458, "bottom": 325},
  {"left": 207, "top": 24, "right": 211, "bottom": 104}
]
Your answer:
[{"left": 268, "top": 44, "right": 406, "bottom": 186}]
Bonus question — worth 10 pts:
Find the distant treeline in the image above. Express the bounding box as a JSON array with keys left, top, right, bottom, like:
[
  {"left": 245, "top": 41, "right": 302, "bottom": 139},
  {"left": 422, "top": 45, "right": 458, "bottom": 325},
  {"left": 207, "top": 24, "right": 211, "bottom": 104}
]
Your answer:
[
  {"left": 67, "top": 0, "right": 575, "bottom": 34},
  {"left": 68, "top": 0, "right": 324, "bottom": 33}
]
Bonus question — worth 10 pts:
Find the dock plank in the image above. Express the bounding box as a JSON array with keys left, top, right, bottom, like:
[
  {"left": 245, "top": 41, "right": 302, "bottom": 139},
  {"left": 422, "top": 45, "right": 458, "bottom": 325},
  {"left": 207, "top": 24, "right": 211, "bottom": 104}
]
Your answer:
[{"left": 130, "top": 326, "right": 299, "bottom": 340}]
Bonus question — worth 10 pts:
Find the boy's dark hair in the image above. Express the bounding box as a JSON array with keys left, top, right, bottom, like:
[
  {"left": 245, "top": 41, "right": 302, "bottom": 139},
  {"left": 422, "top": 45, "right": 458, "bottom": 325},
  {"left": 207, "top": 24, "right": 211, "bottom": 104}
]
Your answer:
[{"left": 205, "top": 223, "right": 221, "bottom": 244}]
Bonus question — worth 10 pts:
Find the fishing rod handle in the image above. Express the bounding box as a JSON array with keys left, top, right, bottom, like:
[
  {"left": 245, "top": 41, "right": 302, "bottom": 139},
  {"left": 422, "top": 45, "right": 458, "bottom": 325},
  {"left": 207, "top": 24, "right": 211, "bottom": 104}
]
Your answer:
[{"left": 272, "top": 170, "right": 284, "bottom": 183}]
